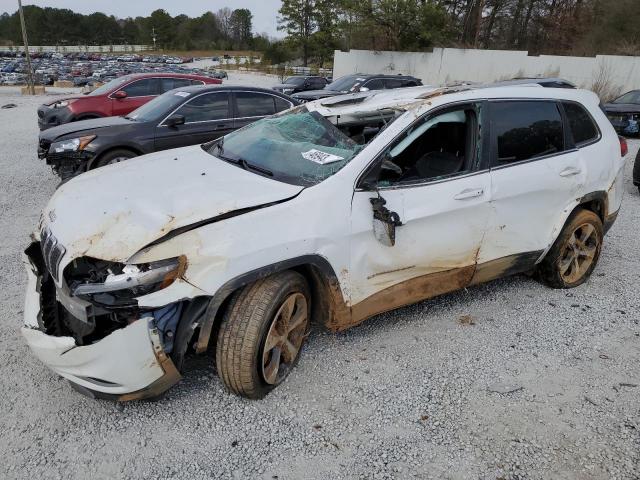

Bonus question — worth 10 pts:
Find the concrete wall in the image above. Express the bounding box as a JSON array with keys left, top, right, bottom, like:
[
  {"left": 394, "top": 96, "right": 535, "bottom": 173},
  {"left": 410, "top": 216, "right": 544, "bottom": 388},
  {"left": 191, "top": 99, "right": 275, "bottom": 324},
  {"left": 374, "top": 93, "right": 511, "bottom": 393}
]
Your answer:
[
  {"left": 334, "top": 48, "right": 640, "bottom": 94},
  {"left": 1, "top": 45, "right": 152, "bottom": 53}
]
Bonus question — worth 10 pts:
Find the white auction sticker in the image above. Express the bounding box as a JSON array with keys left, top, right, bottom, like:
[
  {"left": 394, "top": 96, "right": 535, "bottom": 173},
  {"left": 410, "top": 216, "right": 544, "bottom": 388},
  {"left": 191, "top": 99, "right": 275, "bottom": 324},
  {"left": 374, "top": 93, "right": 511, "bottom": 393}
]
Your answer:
[
  {"left": 174, "top": 91, "right": 190, "bottom": 97},
  {"left": 301, "top": 149, "right": 344, "bottom": 165}
]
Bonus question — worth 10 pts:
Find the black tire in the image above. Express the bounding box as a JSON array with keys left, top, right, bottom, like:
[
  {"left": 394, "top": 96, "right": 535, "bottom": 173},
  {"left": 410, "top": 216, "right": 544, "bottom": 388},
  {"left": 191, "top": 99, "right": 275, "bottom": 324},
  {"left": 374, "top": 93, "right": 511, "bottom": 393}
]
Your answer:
[
  {"left": 216, "top": 271, "right": 311, "bottom": 399},
  {"left": 633, "top": 150, "right": 640, "bottom": 192},
  {"left": 537, "top": 209, "right": 603, "bottom": 289},
  {"left": 91, "top": 149, "right": 137, "bottom": 169}
]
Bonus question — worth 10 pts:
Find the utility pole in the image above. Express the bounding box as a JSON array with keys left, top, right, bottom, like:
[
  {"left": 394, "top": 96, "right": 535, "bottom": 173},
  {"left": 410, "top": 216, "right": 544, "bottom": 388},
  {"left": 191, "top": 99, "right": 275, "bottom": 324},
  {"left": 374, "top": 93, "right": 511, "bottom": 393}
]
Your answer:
[
  {"left": 152, "top": 27, "right": 157, "bottom": 51},
  {"left": 18, "top": 0, "right": 35, "bottom": 94}
]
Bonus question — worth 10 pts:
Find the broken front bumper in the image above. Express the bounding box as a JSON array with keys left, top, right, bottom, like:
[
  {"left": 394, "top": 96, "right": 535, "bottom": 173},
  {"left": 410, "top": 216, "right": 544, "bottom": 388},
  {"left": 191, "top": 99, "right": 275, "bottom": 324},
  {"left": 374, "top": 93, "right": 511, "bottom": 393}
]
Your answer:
[{"left": 22, "top": 255, "right": 181, "bottom": 401}]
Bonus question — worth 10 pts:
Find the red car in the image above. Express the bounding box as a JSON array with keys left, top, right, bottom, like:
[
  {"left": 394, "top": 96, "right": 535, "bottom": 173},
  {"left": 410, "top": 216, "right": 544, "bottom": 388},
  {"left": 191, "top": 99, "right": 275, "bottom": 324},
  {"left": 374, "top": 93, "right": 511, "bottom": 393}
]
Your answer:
[{"left": 37, "top": 73, "right": 221, "bottom": 130}]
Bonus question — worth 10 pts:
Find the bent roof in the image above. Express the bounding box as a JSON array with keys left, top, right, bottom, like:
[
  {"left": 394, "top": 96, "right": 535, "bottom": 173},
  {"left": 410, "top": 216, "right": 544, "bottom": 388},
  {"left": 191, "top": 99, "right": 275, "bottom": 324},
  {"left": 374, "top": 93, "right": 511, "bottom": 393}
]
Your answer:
[{"left": 304, "top": 84, "right": 601, "bottom": 117}]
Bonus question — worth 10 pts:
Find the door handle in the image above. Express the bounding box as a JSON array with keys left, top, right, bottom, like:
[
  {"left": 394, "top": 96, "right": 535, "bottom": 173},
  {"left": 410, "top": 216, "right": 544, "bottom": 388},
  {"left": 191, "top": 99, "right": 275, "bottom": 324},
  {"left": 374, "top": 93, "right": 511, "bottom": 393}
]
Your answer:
[
  {"left": 212, "top": 124, "right": 229, "bottom": 131},
  {"left": 559, "top": 167, "right": 581, "bottom": 177},
  {"left": 454, "top": 188, "right": 484, "bottom": 200}
]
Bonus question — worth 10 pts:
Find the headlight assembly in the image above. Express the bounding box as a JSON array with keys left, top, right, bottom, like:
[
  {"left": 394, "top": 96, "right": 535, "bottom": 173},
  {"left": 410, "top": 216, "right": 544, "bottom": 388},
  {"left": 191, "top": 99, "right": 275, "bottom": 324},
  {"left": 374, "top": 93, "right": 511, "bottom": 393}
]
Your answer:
[
  {"left": 51, "top": 135, "right": 96, "bottom": 153},
  {"left": 69, "top": 256, "right": 187, "bottom": 303},
  {"left": 55, "top": 99, "right": 77, "bottom": 108}
]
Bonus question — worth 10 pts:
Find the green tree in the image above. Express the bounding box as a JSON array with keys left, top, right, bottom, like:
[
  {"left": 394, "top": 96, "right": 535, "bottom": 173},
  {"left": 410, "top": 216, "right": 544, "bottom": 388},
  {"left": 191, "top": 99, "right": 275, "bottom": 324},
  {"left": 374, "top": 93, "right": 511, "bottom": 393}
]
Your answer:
[
  {"left": 278, "top": 0, "right": 316, "bottom": 66},
  {"left": 229, "top": 9, "right": 253, "bottom": 49}
]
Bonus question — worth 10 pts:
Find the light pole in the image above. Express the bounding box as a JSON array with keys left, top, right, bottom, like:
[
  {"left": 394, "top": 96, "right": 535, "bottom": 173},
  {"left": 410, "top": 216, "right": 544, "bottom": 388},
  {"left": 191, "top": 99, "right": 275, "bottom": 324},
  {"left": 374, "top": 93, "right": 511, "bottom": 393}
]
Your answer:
[{"left": 18, "top": 0, "right": 35, "bottom": 94}]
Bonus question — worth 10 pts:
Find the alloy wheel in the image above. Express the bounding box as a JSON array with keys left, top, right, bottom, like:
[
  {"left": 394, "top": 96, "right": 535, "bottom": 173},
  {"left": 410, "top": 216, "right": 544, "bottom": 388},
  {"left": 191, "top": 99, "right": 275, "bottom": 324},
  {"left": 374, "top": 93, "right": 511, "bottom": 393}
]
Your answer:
[{"left": 261, "top": 292, "right": 308, "bottom": 385}]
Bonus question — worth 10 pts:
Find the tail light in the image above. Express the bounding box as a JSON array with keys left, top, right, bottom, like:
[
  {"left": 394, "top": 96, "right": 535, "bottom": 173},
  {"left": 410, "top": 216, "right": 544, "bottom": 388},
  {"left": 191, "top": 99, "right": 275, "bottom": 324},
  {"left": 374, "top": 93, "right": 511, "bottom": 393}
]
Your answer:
[{"left": 619, "top": 136, "right": 628, "bottom": 157}]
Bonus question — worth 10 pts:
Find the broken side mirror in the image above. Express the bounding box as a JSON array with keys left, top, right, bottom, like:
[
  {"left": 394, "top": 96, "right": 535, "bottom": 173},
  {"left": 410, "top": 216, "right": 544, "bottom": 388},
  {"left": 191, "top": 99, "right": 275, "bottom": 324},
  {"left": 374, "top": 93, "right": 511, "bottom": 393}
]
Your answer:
[
  {"left": 370, "top": 196, "right": 402, "bottom": 247},
  {"left": 165, "top": 114, "right": 186, "bottom": 127}
]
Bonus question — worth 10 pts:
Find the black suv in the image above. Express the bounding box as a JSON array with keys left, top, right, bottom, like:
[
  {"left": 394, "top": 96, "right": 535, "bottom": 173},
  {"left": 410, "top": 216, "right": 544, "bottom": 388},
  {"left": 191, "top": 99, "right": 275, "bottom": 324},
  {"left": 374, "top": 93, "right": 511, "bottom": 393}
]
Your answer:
[
  {"left": 272, "top": 76, "right": 328, "bottom": 95},
  {"left": 291, "top": 73, "right": 422, "bottom": 102},
  {"left": 38, "top": 85, "right": 297, "bottom": 181}
]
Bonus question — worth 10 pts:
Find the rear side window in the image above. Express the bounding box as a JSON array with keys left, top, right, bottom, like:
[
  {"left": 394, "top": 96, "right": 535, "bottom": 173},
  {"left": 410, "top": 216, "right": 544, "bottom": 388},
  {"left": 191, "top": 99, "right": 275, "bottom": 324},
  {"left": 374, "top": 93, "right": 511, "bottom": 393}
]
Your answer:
[
  {"left": 491, "top": 101, "right": 564, "bottom": 166},
  {"left": 310, "top": 77, "right": 327, "bottom": 89},
  {"left": 274, "top": 97, "right": 293, "bottom": 112},
  {"left": 562, "top": 102, "right": 599, "bottom": 146},
  {"left": 160, "top": 78, "right": 192, "bottom": 93},
  {"left": 363, "top": 79, "right": 385, "bottom": 90},
  {"left": 236, "top": 92, "right": 277, "bottom": 117}
]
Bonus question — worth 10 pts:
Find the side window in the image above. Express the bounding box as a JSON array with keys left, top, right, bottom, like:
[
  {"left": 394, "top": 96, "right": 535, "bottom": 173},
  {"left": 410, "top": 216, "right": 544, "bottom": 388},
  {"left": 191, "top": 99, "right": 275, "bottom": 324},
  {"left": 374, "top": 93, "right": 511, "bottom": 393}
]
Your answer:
[
  {"left": 160, "top": 78, "right": 192, "bottom": 93},
  {"left": 491, "top": 101, "right": 564, "bottom": 166},
  {"left": 376, "top": 104, "right": 480, "bottom": 186},
  {"left": 274, "top": 97, "right": 293, "bottom": 112},
  {"left": 363, "top": 78, "right": 385, "bottom": 90},
  {"left": 562, "top": 102, "right": 599, "bottom": 146},
  {"left": 311, "top": 78, "right": 326, "bottom": 89},
  {"left": 236, "top": 92, "right": 276, "bottom": 117},
  {"left": 122, "top": 78, "right": 159, "bottom": 97},
  {"left": 172, "top": 92, "right": 230, "bottom": 123},
  {"left": 384, "top": 78, "right": 405, "bottom": 89}
]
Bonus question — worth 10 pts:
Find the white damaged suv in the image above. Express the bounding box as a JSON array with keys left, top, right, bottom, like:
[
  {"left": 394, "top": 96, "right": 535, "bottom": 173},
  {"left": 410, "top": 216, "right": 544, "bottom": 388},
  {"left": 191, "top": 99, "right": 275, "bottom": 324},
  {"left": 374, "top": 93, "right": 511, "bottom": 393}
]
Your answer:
[{"left": 23, "top": 85, "right": 626, "bottom": 400}]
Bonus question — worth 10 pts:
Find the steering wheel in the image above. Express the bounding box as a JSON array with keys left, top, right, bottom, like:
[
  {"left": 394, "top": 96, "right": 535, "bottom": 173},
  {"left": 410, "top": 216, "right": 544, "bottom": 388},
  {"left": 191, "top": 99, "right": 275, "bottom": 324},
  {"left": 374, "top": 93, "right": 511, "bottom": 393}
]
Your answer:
[{"left": 381, "top": 159, "right": 403, "bottom": 175}]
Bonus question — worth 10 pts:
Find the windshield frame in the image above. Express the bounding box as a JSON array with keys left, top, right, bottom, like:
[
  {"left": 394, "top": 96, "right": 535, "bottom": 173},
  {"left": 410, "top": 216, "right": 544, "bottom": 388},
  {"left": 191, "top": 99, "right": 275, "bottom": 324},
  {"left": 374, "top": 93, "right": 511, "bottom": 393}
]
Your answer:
[
  {"left": 125, "top": 89, "right": 190, "bottom": 122},
  {"left": 89, "top": 75, "right": 132, "bottom": 96}
]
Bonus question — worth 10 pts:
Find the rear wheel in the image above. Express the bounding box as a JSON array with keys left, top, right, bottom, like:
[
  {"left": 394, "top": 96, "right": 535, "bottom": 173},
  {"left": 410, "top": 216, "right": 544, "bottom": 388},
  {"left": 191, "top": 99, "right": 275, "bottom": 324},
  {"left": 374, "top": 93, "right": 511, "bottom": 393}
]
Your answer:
[
  {"left": 216, "top": 271, "right": 310, "bottom": 399},
  {"left": 537, "top": 209, "right": 603, "bottom": 288},
  {"left": 92, "top": 149, "right": 137, "bottom": 169}
]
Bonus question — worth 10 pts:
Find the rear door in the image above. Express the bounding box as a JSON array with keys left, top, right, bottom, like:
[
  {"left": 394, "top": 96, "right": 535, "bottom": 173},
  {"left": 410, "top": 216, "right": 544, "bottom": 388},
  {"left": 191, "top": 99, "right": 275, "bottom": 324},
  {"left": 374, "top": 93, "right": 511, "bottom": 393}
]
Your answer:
[
  {"left": 232, "top": 91, "right": 294, "bottom": 129},
  {"left": 111, "top": 77, "right": 161, "bottom": 116},
  {"left": 154, "top": 91, "right": 233, "bottom": 150},
  {"left": 480, "top": 100, "right": 585, "bottom": 271}
]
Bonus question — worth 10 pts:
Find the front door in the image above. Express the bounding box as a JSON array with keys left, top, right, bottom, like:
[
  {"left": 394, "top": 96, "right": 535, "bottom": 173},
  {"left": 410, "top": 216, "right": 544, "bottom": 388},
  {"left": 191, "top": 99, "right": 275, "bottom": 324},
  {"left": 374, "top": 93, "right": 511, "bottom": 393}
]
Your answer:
[
  {"left": 154, "top": 91, "right": 234, "bottom": 151},
  {"left": 349, "top": 102, "right": 491, "bottom": 322},
  {"left": 111, "top": 78, "right": 160, "bottom": 116}
]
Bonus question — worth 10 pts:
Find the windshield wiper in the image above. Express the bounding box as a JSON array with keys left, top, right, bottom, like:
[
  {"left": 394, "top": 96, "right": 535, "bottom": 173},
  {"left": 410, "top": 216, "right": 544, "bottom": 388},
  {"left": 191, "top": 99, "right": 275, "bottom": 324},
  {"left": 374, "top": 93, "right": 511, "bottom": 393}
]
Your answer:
[
  {"left": 237, "top": 158, "right": 273, "bottom": 176},
  {"left": 214, "top": 147, "right": 274, "bottom": 177}
]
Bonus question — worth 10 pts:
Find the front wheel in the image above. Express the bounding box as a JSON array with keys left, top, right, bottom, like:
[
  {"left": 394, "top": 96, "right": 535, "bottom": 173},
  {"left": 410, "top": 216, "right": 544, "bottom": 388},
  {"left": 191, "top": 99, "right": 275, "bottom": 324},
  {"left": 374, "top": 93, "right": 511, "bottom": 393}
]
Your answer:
[
  {"left": 216, "top": 271, "right": 311, "bottom": 399},
  {"left": 91, "top": 149, "right": 137, "bottom": 169},
  {"left": 537, "top": 209, "right": 603, "bottom": 288}
]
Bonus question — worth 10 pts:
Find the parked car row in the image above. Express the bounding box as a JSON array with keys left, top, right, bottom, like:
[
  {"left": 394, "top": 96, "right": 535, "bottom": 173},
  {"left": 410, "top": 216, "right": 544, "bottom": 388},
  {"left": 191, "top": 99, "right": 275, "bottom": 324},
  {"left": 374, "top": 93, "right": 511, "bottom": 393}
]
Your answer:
[
  {"left": 0, "top": 52, "right": 202, "bottom": 86},
  {"left": 39, "top": 84, "right": 297, "bottom": 179},
  {"left": 23, "top": 78, "right": 627, "bottom": 404}
]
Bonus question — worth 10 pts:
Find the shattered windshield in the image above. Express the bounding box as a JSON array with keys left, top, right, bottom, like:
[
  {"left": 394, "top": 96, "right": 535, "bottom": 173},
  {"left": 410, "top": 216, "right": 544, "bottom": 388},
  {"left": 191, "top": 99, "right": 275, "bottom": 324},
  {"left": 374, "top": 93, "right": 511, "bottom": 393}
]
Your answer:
[
  {"left": 205, "top": 111, "right": 363, "bottom": 186},
  {"left": 614, "top": 91, "right": 640, "bottom": 104}
]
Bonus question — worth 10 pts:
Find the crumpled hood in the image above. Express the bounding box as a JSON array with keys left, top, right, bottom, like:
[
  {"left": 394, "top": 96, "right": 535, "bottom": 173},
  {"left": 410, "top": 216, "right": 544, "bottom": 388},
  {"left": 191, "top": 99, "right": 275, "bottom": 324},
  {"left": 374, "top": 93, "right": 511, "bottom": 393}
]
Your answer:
[
  {"left": 39, "top": 116, "right": 133, "bottom": 142},
  {"left": 42, "top": 145, "right": 303, "bottom": 263},
  {"left": 604, "top": 103, "right": 640, "bottom": 114}
]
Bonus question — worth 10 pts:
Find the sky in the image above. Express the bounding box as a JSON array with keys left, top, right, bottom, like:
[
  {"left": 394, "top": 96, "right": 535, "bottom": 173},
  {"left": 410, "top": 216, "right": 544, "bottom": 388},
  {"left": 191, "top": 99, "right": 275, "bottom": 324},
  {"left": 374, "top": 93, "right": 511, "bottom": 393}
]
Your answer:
[{"left": 0, "top": 0, "right": 284, "bottom": 37}]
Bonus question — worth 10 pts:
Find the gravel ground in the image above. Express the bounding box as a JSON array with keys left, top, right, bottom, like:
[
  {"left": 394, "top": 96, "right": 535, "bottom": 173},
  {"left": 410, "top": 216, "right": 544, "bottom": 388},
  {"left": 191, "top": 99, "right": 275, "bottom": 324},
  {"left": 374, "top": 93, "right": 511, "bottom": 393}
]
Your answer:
[{"left": 0, "top": 81, "right": 638, "bottom": 480}]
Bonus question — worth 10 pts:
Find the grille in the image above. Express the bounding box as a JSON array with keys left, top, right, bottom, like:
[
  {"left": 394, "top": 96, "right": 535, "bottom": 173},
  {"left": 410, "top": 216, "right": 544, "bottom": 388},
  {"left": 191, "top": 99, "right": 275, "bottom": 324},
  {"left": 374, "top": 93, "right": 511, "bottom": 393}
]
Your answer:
[
  {"left": 38, "top": 139, "right": 50, "bottom": 159},
  {"left": 40, "top": 227, "right": 66, "bottom": 282}
]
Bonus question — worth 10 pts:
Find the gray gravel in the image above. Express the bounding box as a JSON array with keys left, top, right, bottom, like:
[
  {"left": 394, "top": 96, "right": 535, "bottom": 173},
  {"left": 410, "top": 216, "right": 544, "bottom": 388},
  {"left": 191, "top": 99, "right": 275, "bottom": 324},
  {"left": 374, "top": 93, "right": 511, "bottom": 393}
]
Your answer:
[{"left": 0, "top": 84, "right": 639, "bottom": 480}]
